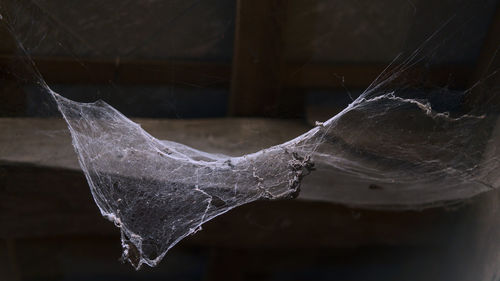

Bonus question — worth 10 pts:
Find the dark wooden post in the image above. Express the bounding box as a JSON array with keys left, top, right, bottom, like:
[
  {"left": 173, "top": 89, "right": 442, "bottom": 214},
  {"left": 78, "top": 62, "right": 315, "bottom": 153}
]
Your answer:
[{"left": 229, "top": 0, "right": 303, "bottom": 118}]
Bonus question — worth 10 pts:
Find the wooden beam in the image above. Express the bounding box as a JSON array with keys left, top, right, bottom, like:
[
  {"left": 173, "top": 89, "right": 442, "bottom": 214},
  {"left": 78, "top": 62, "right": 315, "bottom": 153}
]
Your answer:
[
  {"left": 285, "top": 63, "right": 471, "bottom": 90},
  {"left": 0, "top": 55, "right": 471, "bottom": 90},
  {"left": 0, "top": 116, "right": 495, "bottom": 228},
  {"left": 0, "top": 55, "right": 231, "bottom": 88},
  {"left": 229, "top": 0, "right": 291, "bottom": 117}
]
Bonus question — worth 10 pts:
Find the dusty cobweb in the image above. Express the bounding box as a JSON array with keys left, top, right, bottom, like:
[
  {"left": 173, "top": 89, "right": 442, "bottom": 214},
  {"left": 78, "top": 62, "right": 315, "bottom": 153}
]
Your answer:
[
  {"left": 38, "top": 64, "right": 500, "bottom": 268},
  {"left": 1, "top": 0, "right": 499, "bottom": 269}
]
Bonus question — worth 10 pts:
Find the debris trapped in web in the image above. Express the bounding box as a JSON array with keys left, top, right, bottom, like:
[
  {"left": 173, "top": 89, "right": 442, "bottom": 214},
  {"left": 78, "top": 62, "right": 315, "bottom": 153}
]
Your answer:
[{"left": 1, "top": 0, "right": 499, "bottom": 270}]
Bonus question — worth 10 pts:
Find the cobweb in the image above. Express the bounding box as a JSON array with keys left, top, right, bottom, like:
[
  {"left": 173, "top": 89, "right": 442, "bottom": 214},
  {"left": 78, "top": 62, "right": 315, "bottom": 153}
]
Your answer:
[
  {"left": 1, "top": 0, "right": 500, "bottom": 269},
  {"left": 31, "top": 67, "right": 500, "bottom": 268}
]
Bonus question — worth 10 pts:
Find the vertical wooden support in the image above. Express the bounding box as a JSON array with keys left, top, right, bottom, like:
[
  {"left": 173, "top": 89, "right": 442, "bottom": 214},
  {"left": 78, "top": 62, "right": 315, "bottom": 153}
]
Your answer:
[{"left": 229, "top": 0, "right": 302, "bottom": 117}]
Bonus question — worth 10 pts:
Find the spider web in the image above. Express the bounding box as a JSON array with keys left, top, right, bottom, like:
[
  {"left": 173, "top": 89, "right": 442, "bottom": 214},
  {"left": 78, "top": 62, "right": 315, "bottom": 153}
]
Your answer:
[
  {"left": 1, "top": 0, "right": 499, "bottom": 269},
  {"left": 42, "top": 72, "right": 500, "bottom": 268}
]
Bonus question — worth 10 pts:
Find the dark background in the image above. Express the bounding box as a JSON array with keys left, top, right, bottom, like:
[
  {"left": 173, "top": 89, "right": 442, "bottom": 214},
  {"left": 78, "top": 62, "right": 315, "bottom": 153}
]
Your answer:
[{"left": 1, "top": 0, "right": 500, "bottom": 280}]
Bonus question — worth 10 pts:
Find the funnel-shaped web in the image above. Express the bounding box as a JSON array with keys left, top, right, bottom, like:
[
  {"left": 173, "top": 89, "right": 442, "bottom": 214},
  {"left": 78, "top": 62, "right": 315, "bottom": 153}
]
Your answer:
[{"left": 50, "top": 80, "right": 499, "bottom": 268}]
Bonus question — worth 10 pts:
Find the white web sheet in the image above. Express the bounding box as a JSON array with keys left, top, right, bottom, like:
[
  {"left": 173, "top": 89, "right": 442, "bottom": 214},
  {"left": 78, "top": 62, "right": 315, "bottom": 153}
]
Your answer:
[{"left": 48, "top": 79, "right": 498, "bottom": 268}]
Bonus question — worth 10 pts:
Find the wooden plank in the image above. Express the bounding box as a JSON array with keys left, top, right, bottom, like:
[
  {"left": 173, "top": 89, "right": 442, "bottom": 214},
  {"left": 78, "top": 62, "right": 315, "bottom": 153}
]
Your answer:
[
  {"left": 0, "top": 117, "right": 309, "bottom": 170},
  {"left": 0, "top": 116, "right": 497, "bottom": 237},
  {"left": 285, "top": 63, "right": 471, "bottom": 89},
  {"left": 0, "top": 117, "right": 493, "bottom": 210},
  {"left": 229, "top": 0, "right": 291, "bottom": 117},
  {"left": 0, "top": 55, "right": 231, "bottom": 88},
  {"left": 0, "top": 55, "right": 471, "bottom": 90}
]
